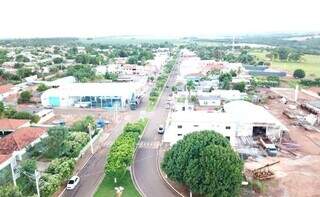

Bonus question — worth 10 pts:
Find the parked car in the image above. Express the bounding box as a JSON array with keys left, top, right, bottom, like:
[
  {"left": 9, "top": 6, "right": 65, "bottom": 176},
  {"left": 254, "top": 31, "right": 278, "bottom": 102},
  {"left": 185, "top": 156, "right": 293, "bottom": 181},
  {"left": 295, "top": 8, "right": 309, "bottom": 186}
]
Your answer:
[
  {"left": 67, "top": 176, "right": 80, "bottom": 190},
  {"left": 158, "top": 125, "right": 165, "bottom": 134}
]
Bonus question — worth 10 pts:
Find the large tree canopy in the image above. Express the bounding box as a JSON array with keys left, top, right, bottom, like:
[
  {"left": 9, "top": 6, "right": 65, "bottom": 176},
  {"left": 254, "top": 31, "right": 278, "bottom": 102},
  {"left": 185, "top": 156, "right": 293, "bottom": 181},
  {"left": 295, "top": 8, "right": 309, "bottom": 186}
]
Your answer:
[{"left": 161, "top": 131, "right": 243, "bottom": 197}]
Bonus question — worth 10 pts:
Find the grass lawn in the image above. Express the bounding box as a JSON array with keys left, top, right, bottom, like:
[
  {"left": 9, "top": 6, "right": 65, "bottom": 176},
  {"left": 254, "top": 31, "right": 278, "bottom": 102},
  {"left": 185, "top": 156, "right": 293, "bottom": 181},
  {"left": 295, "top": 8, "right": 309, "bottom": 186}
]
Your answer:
[
  {"left": 250, "top": 50, "right": 320, "bottom": 78},
  {"left": 94, "top": 171, "right": 140, "bottom": 197},
  {"left": 146, "top": 100, "right": 156, "bottom": 112}
]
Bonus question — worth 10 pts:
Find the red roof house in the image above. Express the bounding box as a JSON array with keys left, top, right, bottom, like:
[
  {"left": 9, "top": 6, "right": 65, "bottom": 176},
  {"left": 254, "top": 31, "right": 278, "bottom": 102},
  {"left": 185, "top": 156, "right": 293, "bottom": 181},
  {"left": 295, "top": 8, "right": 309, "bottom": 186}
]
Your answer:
[
  {"left": 0, "top": 119, "right": 29, "bottom": 131},
  {"left": 0, "top": 127, "right": 46, "bottom": 155},
  {"left": 0, "top": 84, "right": 14, "bottom": 94}
]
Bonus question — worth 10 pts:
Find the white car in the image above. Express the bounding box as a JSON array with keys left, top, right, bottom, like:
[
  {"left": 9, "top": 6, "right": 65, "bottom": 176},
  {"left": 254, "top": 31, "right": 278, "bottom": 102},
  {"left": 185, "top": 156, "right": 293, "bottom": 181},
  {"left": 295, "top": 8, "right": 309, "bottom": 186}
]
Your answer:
[
  {"left": 67, "top": 176, "right": 80, "bottom": 190},
  {"left": 158, "top": 125, "right": 165, "bottom": 134}
]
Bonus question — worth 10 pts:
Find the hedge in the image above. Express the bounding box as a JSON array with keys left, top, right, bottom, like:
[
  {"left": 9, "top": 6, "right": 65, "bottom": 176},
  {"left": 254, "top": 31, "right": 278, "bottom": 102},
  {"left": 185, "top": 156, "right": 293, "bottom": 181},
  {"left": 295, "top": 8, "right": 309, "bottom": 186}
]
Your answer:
[{"left": 105, "top": 119, "right": 148, "bottom": 180}]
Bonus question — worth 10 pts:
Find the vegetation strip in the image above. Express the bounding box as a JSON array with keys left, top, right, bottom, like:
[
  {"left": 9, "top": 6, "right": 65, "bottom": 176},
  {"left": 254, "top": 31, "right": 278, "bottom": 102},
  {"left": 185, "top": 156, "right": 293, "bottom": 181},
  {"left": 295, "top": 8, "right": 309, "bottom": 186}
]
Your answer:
[
  {"left": 95, "top": 118, "right": 148, "bottom": 197},
  {"left": 147, "top": 54, "right": 177, "bottom": 111}
]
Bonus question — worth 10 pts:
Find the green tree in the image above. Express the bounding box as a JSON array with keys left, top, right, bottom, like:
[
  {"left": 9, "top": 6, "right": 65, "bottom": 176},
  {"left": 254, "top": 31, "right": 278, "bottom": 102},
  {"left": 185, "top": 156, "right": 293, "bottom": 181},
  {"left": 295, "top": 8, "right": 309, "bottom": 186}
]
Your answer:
[
  {"left": 53, "top": 57, "right": 63, "bottom": 64},
  {"left": 15, "top": 54, "right": 30, "bottom": 62},
  {"left": 161, "top": 131, "right": 243, "bottom": 197},
  {"left": 70, "top": 116, "right": 96, "bottom": 134},
  {"left": 127, "top": 56, "right": 138, "bottom": 64},
  {"left": 42, "top": 127, "right": 69, "bottom": 159},
  {"left": 293, "top": 69, "right": 305, "bottom": 79},
  {"left": 19, "top": 159, "right": 37, "bottom": 195},
  {"left": 104, "top": 72, "right": 118, "bottom": 81},
  {"left": 16, "top": 68, "right": 33, "bottom": 79},
  {"left": 219, "top": 72, "right": 233, "bottom": 90},
  {"left": 67, "top": 64, "right": 95, "bottom": 82},
  {"left": 0, "top": 101, "right": 4, "bottom": 118},
  {"left": 46, "top": 158, "right": 75, "bottom": 181},
  {"left": 39, "top": 174, "right": 61, "bottom": 197},
  {"left": 186, "top": 80, "right": 195, "bottom": 97},
  {"left": 18, "top": 91, "right": 32, "bottom": 104},
  {"left": 277, "top": 48, "right": 290, "bottom": 61},
  {"left": 233, "top": 82, "right": 246, "bottom": 92}
]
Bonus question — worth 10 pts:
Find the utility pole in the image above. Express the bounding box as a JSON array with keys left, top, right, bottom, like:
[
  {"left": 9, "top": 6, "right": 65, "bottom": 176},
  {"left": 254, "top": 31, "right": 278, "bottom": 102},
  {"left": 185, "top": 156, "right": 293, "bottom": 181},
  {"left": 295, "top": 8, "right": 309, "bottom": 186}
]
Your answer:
[
  {"left": 10, "top": 162, "right": 16, "bottom": 186},
  {"left": 35, "top": 170, "right": 40, "bottom": 197},
  {"left": 88, "top": 124, "right": 94, "bottom": 154}
]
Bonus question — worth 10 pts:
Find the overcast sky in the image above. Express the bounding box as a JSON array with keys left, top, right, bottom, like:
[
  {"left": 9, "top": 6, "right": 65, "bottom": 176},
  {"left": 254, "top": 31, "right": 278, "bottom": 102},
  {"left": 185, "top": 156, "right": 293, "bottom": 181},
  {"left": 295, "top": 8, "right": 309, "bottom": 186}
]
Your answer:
[{"left": 1, "top": 0, "right": 320, "bottom": 38}]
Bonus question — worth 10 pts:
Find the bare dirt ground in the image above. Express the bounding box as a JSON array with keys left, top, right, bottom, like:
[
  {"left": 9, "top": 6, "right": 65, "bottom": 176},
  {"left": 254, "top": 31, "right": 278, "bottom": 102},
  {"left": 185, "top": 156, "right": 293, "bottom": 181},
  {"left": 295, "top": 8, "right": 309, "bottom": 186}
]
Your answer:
[
  {"left": 270, "top": 87, "right": 317, "bottom": 103},
  {"left": 250, "top": 88, "right": 320, "bottom": 197},
  {"left": 50, "top": 107, "right": 119, "bottom": 125}
]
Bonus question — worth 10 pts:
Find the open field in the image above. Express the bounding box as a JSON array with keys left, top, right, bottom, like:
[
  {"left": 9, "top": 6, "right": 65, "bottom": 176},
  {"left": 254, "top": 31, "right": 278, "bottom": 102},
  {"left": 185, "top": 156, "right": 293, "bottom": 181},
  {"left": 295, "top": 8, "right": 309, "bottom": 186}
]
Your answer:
[
  {"left": 250, "top": 50, "right": 320, "bottom": 78},
  {"left": 94, "top": 171, "right": 140, "bottom": 197}
]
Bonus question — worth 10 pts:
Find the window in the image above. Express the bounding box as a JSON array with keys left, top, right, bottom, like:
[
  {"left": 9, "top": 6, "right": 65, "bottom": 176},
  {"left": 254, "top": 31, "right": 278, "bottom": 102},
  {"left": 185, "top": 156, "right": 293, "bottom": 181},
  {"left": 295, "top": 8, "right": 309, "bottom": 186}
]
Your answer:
[
  {"left": 193, "top": 125, "right": 199, "bottom": 127},
  {"left": 177, "top": 133, "right": 182, "bottom": 136},
  {"left": 226, "top": 136, "right": 230, "bottom": 141},
  {"left": 177, "top": 125, "right": 182, "bottom": 129},
  {"left": 226, "top": 126, "right": 231, "bottom": 130}
]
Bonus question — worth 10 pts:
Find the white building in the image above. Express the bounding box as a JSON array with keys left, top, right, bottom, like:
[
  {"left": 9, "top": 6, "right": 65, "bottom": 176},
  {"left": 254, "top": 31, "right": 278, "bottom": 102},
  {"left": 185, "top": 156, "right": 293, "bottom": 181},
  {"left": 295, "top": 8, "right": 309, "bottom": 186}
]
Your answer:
[
  {"left": 41, "top": 82, "right": 144, "bottom": 109},
  {"left": 43, "top": 76, "right": 76, "bottom": 87},
  {"left": 197, "top": 90, "right": 244, "bottom": 102},
  {"left": 198, "top": 95, "right": 221, "bottom": 107},
  {"left": 163, "top": 100, "right": 287, "bottom": 146}
]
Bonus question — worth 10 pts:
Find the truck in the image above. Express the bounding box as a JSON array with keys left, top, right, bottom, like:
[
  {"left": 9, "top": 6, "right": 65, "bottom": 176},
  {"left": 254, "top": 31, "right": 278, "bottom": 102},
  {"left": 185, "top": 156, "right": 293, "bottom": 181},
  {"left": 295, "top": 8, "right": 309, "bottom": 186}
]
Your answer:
[{"left": 259, "top": 137, "right": 278, "bottom": 157}]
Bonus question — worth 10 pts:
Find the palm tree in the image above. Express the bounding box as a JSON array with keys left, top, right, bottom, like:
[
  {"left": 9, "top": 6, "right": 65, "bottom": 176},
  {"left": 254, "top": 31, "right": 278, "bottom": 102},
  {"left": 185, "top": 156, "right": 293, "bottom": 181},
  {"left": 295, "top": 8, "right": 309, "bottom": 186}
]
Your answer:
[{"left": 186, "top": 80, "right": 195, "bottom": 99}]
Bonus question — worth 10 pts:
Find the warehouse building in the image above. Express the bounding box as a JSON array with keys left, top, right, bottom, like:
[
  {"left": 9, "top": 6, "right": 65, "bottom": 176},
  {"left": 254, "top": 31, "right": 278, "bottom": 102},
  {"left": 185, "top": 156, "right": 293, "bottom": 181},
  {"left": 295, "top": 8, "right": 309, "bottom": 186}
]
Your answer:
[
  {"left": 163, "top": 100, "right": 287, "bottom": 146},
  {"left": 41, "top": 82, "right": 144, "bottom": 109}
]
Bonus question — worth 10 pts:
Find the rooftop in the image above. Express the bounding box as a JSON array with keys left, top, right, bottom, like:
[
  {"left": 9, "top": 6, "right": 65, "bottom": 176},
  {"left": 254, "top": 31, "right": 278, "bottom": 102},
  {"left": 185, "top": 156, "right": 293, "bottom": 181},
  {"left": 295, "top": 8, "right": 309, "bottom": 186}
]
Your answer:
[
  {"left": 0, "top": 119, "right": 29, "bottom": 131},
  {"left": 42, "top": 82, "right": 143, "bottom": 97},
  {"left": 308, "top": 100, "right": 320, "bottom": 109},
  {"left": 0, "top": 127, "right": 46, "bottom": 155},
  {"left": 0, "top": 84, "right": 14, "bottom": 94}
]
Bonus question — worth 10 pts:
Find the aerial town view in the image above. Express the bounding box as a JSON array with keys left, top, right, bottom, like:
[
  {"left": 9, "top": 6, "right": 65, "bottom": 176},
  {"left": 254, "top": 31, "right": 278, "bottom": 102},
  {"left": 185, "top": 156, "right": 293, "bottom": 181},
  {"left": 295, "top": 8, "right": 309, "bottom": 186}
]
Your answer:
[{"left": 1, "top": 0, "right": 320, "bottom": 197}]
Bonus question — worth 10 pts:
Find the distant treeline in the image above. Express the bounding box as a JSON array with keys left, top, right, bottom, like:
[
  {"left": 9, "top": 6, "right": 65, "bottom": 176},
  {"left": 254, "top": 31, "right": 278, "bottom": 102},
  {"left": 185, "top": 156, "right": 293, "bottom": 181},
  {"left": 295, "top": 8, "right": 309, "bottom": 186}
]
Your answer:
[
  {"left": 191, "top": 33, "right": 320, "bottom": 54},
  {"left": 0, "top": 37, "right": 79, "bottom": 47}
]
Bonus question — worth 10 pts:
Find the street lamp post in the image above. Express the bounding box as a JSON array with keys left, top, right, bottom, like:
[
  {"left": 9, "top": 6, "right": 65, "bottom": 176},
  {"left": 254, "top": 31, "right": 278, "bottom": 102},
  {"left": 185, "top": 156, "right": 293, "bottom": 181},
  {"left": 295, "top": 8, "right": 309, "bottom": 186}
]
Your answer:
[{"left": 88, "top": 123, "right": 94, "bottom": 154}]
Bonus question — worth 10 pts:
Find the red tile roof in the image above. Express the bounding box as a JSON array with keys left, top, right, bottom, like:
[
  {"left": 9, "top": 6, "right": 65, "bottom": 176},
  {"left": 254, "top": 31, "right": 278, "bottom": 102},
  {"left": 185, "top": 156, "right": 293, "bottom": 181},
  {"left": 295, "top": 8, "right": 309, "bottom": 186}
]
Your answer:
[
  {"left": 0, "top": 84, "right": 14, "bottom": 94},
  {"left": 0, "top": 127, "right": 46, "bottom": 155},
  {"left": 0, "top": 119, "right": 29, "bottom": 131}
]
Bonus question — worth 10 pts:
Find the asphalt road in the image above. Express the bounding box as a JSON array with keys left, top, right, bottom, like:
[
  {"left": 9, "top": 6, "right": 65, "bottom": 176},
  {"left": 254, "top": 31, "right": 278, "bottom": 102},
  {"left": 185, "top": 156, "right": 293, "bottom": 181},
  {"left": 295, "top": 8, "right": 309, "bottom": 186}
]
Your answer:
[
  {"left": 133, "top": 65, "right": 179, "bottom": 197},
  {"left": 62, "top": 98, "right": 148, "bottom": 197}
]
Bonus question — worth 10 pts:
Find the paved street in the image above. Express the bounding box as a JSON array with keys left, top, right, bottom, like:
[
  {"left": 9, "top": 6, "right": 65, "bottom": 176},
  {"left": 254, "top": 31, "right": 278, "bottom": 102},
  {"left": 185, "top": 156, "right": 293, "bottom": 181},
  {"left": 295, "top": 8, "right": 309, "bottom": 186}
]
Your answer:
[
  {"left": 62, "top": 99, "right": 148, "bottom": 197},
  {"left": 132, "top": 64, "right": 179, "bottom": 197},
  {"left": 61, "top": 62, "right": 178, "bottom": 197}
]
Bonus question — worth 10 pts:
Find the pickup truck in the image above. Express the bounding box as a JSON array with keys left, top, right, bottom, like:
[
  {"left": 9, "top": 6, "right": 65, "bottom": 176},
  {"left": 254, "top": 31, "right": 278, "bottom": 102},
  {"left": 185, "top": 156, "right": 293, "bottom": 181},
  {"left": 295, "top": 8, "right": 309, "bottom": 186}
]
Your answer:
[{"left": 259, "top": 137, "right": 278, "bottom": 157}]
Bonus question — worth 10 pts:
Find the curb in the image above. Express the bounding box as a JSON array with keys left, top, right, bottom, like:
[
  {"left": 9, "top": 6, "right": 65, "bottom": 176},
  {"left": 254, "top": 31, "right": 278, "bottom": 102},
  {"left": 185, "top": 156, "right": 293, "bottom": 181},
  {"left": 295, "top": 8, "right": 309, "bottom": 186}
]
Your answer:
[
  {"left": 131, "top": 119, "right": 150, "bottom": 197},
  {"left": 156, "top": 147, "right": 185, "bottom": 197}
]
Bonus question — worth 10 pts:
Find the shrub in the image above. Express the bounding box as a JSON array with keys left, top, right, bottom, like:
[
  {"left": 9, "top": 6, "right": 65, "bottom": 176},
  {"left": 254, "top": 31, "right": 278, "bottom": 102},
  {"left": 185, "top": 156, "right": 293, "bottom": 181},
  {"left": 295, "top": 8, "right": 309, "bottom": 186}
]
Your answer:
[
  {"left": 37, "top": 83, "right": 49, "bottom": 92},
  {"left": 105, "top": 119, "right": 147, "bottom": 180},
  {"left": 40, "top": 174, "right": 61, "bottom": 197},
  {"left": 46, "top": 158, "right": 76, "bottom": 181},
  {"left": 0, "top": 184, "right": 23, "bottom": 197}
]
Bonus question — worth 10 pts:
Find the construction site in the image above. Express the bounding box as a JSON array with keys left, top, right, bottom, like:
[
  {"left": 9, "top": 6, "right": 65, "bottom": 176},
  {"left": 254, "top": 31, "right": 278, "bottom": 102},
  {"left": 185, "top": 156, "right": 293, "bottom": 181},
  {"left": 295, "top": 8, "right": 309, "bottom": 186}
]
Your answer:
[{"left": 243, "top": 87, "right": 320, "bottom": 196}]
